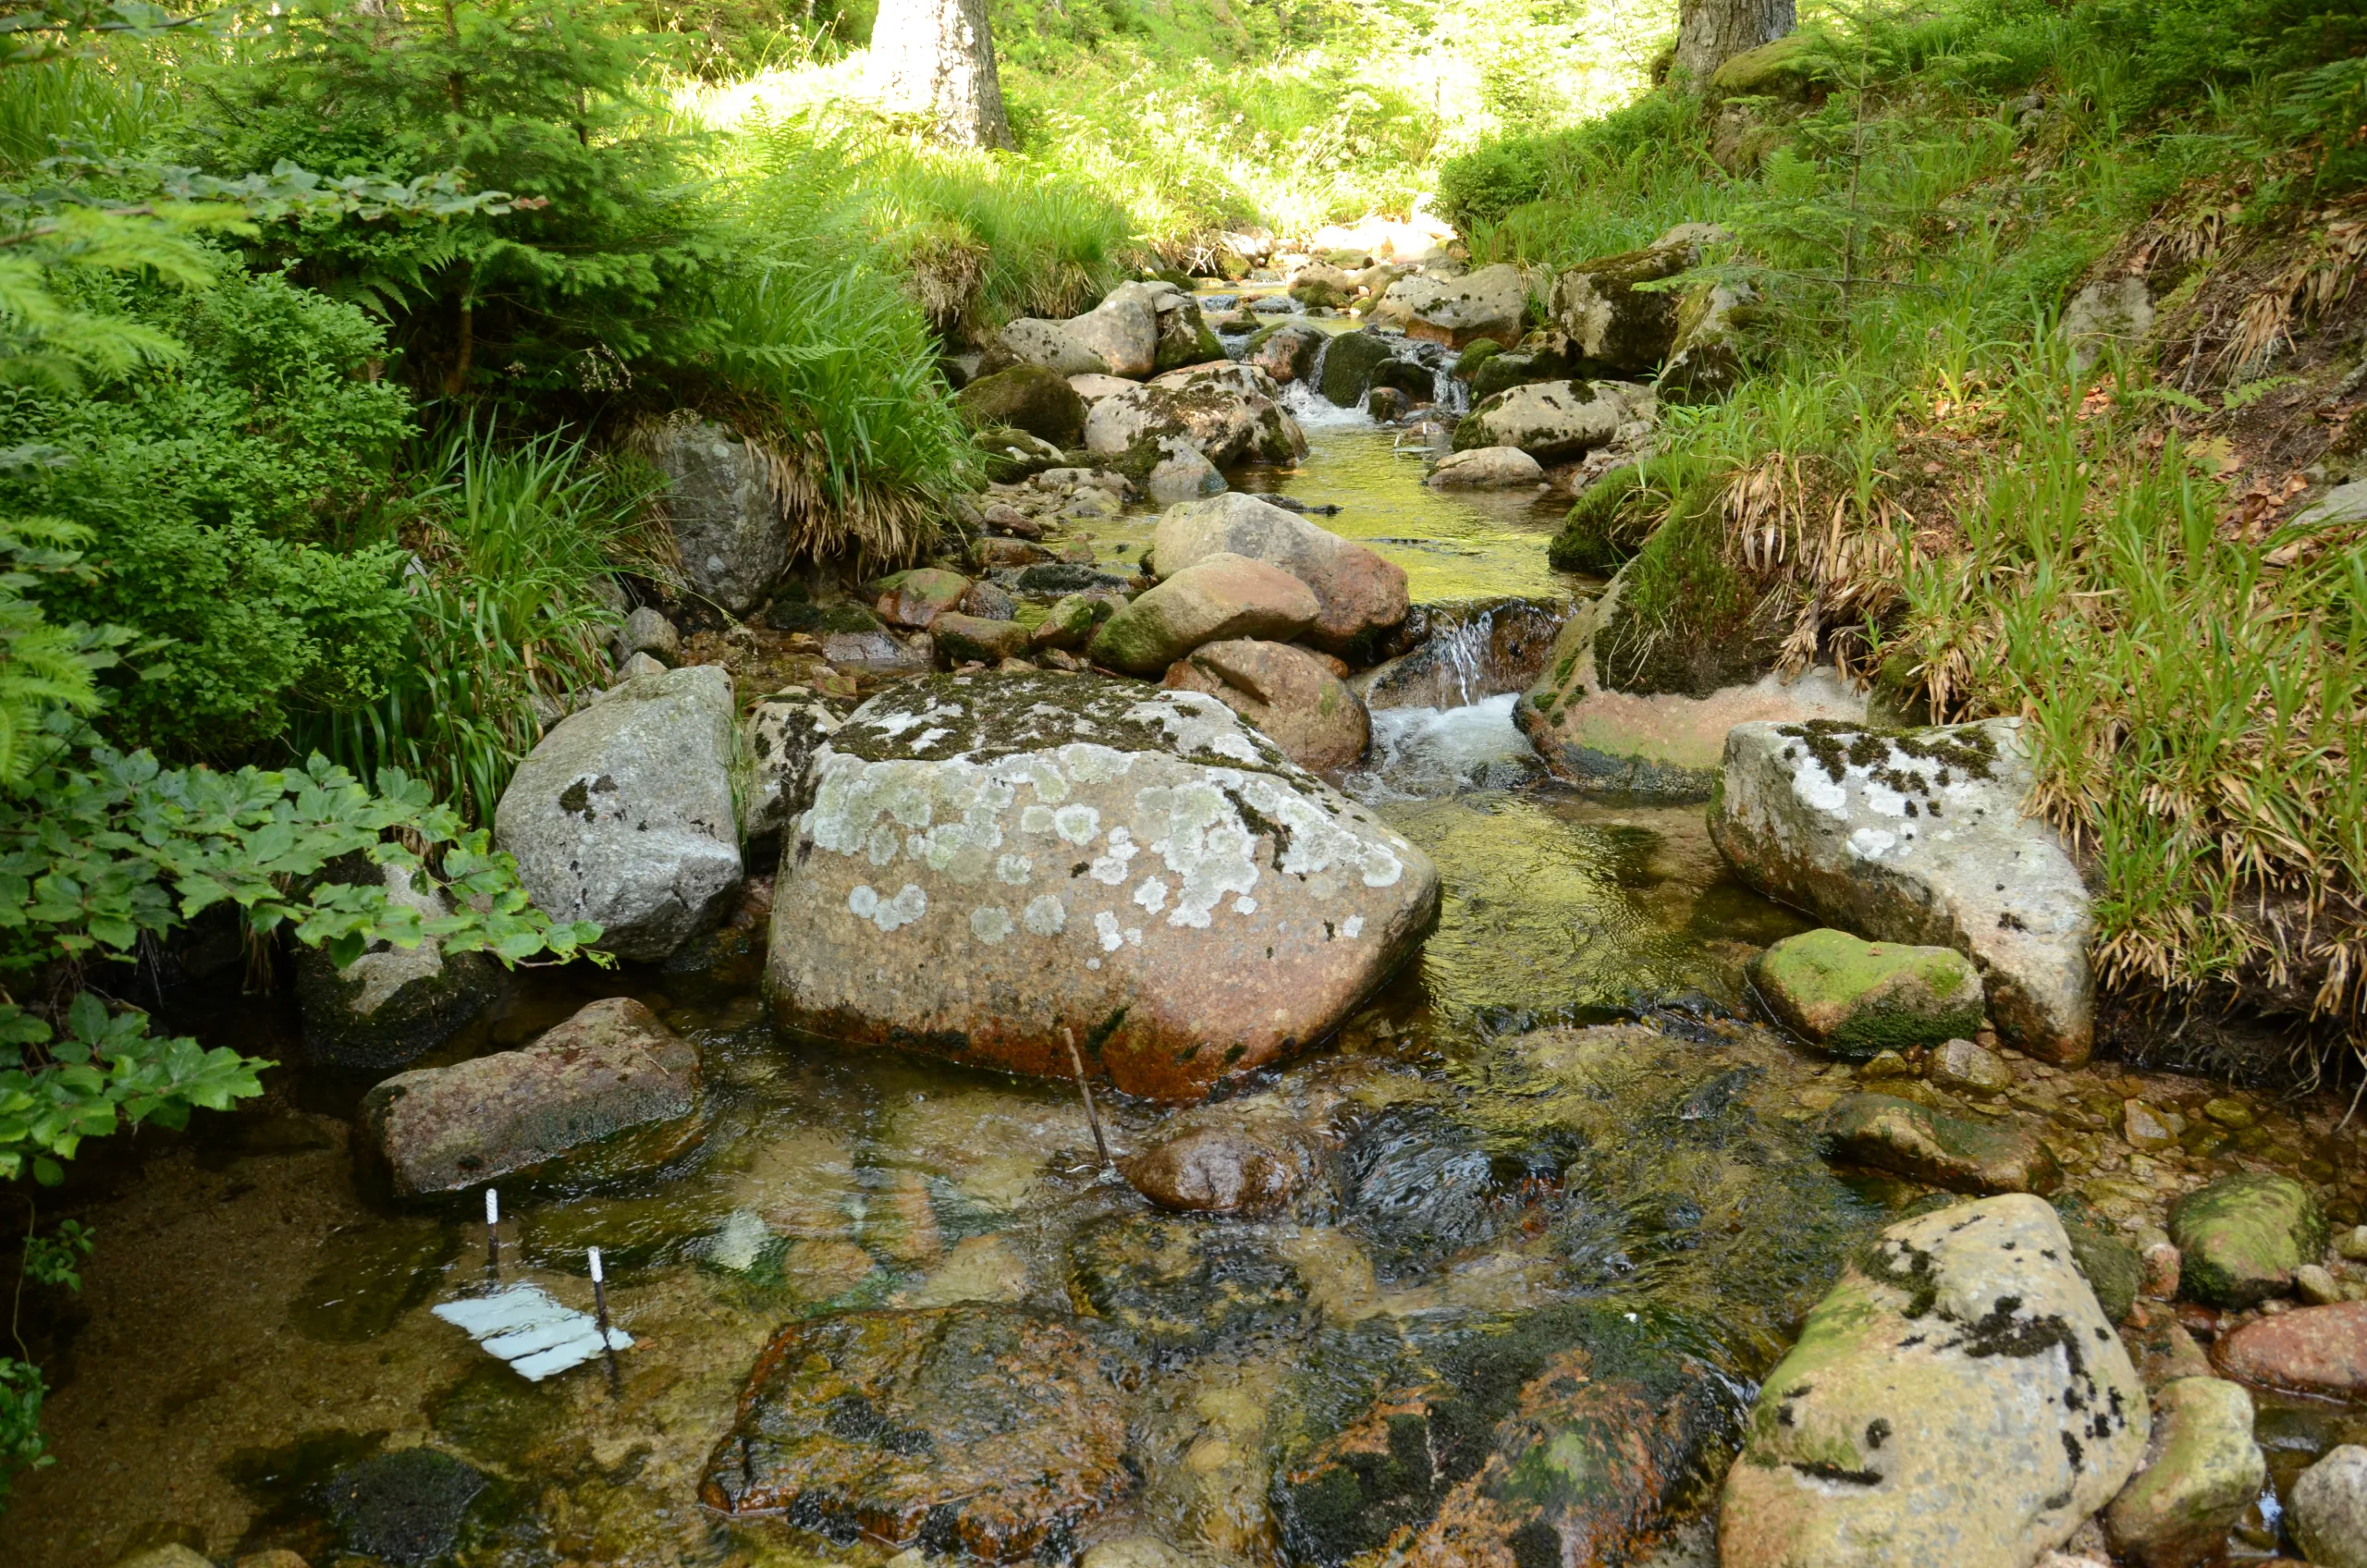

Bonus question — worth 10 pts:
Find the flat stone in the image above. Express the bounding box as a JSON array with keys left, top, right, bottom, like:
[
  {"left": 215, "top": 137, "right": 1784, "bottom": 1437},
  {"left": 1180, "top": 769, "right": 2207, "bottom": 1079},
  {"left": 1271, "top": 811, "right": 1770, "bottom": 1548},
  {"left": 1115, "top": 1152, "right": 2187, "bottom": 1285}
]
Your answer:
[
  {"left": 1450, "top": 379, "right": 1639, "bottom": 461},
  {"left": 1719, "top": 1195, "right": 2148, "bottom": 1568},
  {"left": 1932, "top": 1037, "right": 2015, "bottom": 1093},
  {"left": 1711, "top": 717, "right": 2097, "bottom": 1063},
  {"left": 930, "top": 613, "right": 1031, "bottom": 667},
  {"left": 2104, "top": 1377, "right": 2265, "bottom": 1568},
  {"left": 2213, "top": 1301, "right": 2367, "bottom": 1395},
  {"left": 876, "top": 568, "right": 974, "bottom": 631},
  {"left": 1822, "top": 1093, "right": 2060, "bottom": 1194},
  {"left": 767, "top": 674, "right": 1439, "bottom": 1101},
  {"left": 493, "top": 665, "right": 742, "bottom": 962},
  {"left": 358, "top": 998, "right": 704, "bottom": 1197},
  {"left": 1151, "top": 493, "right": 1409, "bottom": 660},
  {"left": 1372, "top": 263, "right": 1528, "bottom": 349},
  {"left": 698, "top": 1306, "right": 1133, "bottom": 1561},
  {"left": 1089, "top": 552, "right": 1320, "bottom": 676},
  {"left": 2169, "top": 1172, "right": 2327, "bottom": 1308},
  {"left": 2290, "top": 1444, "right": 2367, "bottom": 1568},
  {"left": 1161, "top": 639, "right": 1369, "bottom": 773},
  {"left": 2296, "top": 1262, "right": 2344, "bottom": 1305},
  {"left": 1753, "top": 929, "right": 1985, "bottom": 1058},
  {"left": 1426, "top": 445, "right": 1544, "bottom": 489},
  {"left": 2124, "top": 1100, "right": 2177, "bottom": 1151}
]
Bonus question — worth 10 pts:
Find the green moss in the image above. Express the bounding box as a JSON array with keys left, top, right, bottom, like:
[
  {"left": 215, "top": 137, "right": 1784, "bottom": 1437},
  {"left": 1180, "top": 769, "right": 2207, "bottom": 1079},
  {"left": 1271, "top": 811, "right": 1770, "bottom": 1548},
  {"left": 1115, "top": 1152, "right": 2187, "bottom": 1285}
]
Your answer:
[
  {"left": 1593, "top": 472, "right": 1784, "bottom": 696},
  {"left": 1754, "top": 928, "right": 1984, "bottom": 1058},
  {"left": 1453, "top": 337, "right": 1504, "bottom": 377},
  {"left": 1548, "top": 463, "right": 1655, "bottom": 574},
  {"left": 2169, "top": 1172, "right": 2327, "bottom": 1308}
]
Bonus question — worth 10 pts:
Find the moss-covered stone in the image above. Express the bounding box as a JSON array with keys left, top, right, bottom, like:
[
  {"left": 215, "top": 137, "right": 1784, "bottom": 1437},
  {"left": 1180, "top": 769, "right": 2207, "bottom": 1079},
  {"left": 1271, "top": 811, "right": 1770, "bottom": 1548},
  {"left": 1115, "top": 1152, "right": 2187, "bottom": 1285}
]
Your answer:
[
  {"left": 1753, "top": 927, "right": 1984, "bottom": 1057},
  {"left": 1707, "top": 33, "right": 1823, "bottom": 103},
  {"left": 955, "top": 365, "right": 1089, "bottom": 447},
  {"left": 1592, "top": 485, "right": 1787, "bottom": 695},
  {"left": 2054, "top": 1193, "right": 2141, "bottom": 1323},
  {"left": 2169, "top": 1173, "right": 2328, "bottom": 1308},
  {"left": 1821, "top": 1093, "right": 2059, "bottom": 1194},
  {"left": 971, "top": 424, "right": 1064, "bottom": 483},
  {"left": 1547, "top": 463, "right": 1658, "bottom": 574},
  {"left": 1451, "top": 337, "right": 1503, "bottom": 378},
  {"left": 1318, "top": 330, "right": 1397, "bottom": 407},
  {"left": 1468, "top": 349, "right": 1565, "bottom": 404}
]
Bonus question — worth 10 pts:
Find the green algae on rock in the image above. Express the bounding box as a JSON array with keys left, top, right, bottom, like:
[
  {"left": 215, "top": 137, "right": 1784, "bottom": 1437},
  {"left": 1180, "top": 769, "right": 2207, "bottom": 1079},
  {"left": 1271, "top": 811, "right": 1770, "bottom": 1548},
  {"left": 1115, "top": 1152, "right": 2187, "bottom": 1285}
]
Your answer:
[
  {"left": 2168, "top": 1171, "right": 2327, "bottom": 1308},
  {"left": 2104, "top": 1376, "right": 2266, "bottom": 1568},
  {"left": 1751, "top": 928, "right": 1985, "bottom": 1058},
  {"left": 1822, "top": 1093, "right": 2059, "bottom": 1195}
]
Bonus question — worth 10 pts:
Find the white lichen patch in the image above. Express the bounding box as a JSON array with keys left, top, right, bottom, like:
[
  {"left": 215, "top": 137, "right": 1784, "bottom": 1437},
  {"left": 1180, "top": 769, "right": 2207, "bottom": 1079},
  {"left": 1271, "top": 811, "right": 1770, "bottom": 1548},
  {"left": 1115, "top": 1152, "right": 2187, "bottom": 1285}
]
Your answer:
[
  {"left": 1343, "top": 915, "right": 1365, "bottom": 938},
  {"left": 1024, "top": 895, "right": 1067, "bottom": 936},
  {"left": 1134, "top": 877, "right": 1168, "bottom": 914},
  {"left": 1054, "top": 804, "right": 1102, "bottom": 845},
  {"left": 1125, "top": 692, "right": 1269, "bottom": 766},
  {"left": 995, "top": 854, "right": 1034, "bottom": 886},
  {"left": 970, "top": 906, "right": 1012, "bottom": 944},
  {"left": 849, "top": 883, "right": 928, "bottom": 932},
  {"left": 1096, "top": 912, "right": 1124, "bottom": 952}
]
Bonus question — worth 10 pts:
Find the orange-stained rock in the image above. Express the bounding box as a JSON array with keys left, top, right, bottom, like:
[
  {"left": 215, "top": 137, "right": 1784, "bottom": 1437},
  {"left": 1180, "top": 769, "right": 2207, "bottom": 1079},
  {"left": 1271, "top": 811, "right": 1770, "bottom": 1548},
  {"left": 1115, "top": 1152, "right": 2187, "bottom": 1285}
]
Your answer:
[
  {"left": 767, "top": 673, "right": 1439, "bottom": 1102},
  {"left": 1162, "top": 639, "right": 1370, "bottom": 773},
  {"left": 699, "top": 1306, "right": 1132, "bottom": 1561},
  {"left": 875, "top": 568, "right": 973, "bottom": 631},
  {"left": 1119, "top": 1112, "right": 1331, "bottom": 1216},
  {"left": 2214, "top": 1302, "right": 2367, "bottom": 1397}
]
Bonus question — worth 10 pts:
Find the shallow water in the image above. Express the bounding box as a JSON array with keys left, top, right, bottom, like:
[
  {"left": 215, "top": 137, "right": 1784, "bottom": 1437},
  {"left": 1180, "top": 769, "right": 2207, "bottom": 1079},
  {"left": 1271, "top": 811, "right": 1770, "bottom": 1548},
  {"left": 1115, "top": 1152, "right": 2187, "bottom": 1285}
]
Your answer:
[{"left": 6, "top": 386, "right": 2359, "bottom": 1568}]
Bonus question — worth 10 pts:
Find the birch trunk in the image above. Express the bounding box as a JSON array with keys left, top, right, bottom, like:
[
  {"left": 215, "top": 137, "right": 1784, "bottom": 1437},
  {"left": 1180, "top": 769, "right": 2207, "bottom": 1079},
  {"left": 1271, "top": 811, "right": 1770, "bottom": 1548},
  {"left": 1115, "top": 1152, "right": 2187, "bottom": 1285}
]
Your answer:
[{"left": 868, "top": 0, "right": 1013, "bottom": 151}]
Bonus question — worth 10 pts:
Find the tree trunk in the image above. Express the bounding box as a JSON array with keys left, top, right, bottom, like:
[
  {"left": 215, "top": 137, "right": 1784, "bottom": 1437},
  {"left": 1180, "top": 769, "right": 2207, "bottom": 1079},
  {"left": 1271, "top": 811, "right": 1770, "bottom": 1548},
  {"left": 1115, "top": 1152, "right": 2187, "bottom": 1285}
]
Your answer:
[
  {"left": 868, "top": 0, "right": 1013, "bottom": 152},
  {"left": 1672, "top": 0, "right": 1795, "bottom": 89}
]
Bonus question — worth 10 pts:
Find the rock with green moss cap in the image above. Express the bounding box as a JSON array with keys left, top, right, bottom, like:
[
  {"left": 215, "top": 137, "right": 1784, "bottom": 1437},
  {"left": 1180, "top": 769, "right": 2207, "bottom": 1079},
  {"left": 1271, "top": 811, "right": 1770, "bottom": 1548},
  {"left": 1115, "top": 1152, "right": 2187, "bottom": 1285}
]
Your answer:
[
  {"left": 1822, "top": 1093, "right": 2059, "bottom": 1194},
  {"left": 1452, "top": 337, "right": 1503, "bottom": 378},
  {"left": 1316, "top": 328, "right": 1397, "bottom": 407},
  {"left": 1088, "top": 552, "right": 1319, "bottom": 676},
  {"left": 1720, "top": 1194, "right": 2147, "bottom": 1568},
  {"left": 1752, "top": 928, "right": 1984, "bottom": 1057},
  {"left": 2104, "top": 1377, "right": 2265, "bottom": 1568},
  {"left": 2054, "top": 1192, "right": 2142, "bottom": 1323},
  {"left": 930, "top": 613, "right": 1031, "bottom": 666},
  {"left": 972, "top": 424, "right": 1065, "bottom": 483},
  {"left": 956, "top": 364, "right": 1090, "bottom": 448},
  {"left": 2167, "top": 1172, "right": 2327, "bottom": 1308}
]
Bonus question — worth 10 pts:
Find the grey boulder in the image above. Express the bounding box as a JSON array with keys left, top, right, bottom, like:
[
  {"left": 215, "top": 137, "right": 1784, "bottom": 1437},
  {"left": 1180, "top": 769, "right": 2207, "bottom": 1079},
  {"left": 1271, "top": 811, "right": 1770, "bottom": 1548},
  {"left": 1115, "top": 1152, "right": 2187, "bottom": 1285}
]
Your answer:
[
  {"left": 1150, "top": 492, "right": 1408, "bottom": 659},
  {"left": 2291, "top": 1444, "right": 2367, "bottom": 1568},
  {"left": 2103, "top": 1377, "right": 2265, "bottom": 1568},
  {"left": 1451, "top": 379, "right": 1650, "bottom": 461},
  {"left": 1372, "top": 262, "right": 1528, "bottom": 349},
  {"left": 742, "top": 688, "right": 843, "bottom": 856},
  {"left": 650, "top": 416, "right": 787, "bottom": 616},
  {"left": 295, "top": 860, "right": 498, "bottom": 1072},
  {"left": 1711, "top": 717, "right": 2096, "bottom": 1064},
  {"left": 495, "top": 664, "right": 743, "bottom": 962}
]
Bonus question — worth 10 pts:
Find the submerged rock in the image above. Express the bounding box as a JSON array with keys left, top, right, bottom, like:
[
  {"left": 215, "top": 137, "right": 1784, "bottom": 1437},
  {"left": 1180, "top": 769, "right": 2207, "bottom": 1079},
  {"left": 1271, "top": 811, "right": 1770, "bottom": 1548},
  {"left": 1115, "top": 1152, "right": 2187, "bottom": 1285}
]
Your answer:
[
  {"left": 1151, "top": 493, "right": 1410, "bottom": 660},
  {"left": 493, "top": 665, "right": 742, "bottom": 962},
  {"left": 2212, "top": 1301, "right": 2367, "bottom": 1395},
  {"left": 1821, "top": 1093, "right": 2059, "bottom": 1194},
  {"left": 875, "top": 567, "right": 973, "bottom": 631},
  {"left": 1710, "top": 717, "right": 2097, "bottom": 1063},
  {"left": 294, "top": 860, "right": 497, "bottom": 1072},
  {"left": 1089, "top": 553, "right": 1320, "bottom": 676},
  {"left": 1120, "top": 1104, "right": 1333, "bottom": 1217},
  {"left": 358, "top": 997, "right": 705, "bottom": 1197},
  {"left": 766, "top": 674, "right": 1440, "bottom": 1100},
  {"left": 1161, "top": 639, "right": 1370, "bottom": 774},
  {"left": 1426, "top": 446, "right": 1544, "bottom": 489},
  {"left": 698, "top": 1305, "right": 1132, "bottom": 1561},
  {"left": 325, "top": 1447, "right": 488, "bottom": 1567},
  {"left": 2167, "top": 1171, "right": 2326, "bottom": 1308},
  {"left": 1719, "top": 1194, "right": 2148, "bottom": 1568},
  {"left": 1069, "top": 1213, "right": 1308, "bottom": 1353},
  {"left": 1750, "top": 928, "right": 1984, "bottom": 1057},
  {"left": 2103, "top": 1376, "right": 2264, "bottom": 1568}
]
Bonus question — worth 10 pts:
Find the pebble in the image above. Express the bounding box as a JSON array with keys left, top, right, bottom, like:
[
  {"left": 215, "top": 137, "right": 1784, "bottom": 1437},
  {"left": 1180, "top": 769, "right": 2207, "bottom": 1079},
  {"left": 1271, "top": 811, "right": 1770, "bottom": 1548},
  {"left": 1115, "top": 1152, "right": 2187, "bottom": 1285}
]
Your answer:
[
  {"left": 1931, "top": 1036, "right": 2014, "bottom": 1093},
  {"left": 2296, "top": 1262, "right": 2344, "bottom": 1305},
  {"left": 2140, "top": 1235, "right": 2182, "bottom": 1299},
  {"left": 2124, "top": 1099, "right": 2177, "bottom": 1151},
  {"left": 2337, "top": 1224, "right": 2367, "bottom": 1262},
  {"left": 2202, "top": 1096, "right": 2256, "bottom": 1130}
]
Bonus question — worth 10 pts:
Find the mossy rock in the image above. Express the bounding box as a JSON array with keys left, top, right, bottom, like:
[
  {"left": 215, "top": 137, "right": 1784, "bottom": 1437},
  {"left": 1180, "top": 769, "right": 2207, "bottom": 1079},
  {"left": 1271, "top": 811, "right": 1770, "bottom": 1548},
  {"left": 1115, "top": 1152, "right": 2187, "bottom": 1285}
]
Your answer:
[
  {"left": 1707, "top": 33, "right": 1823, "bottom": 103},
  {"left": 1752, "top": 927, "right": 1984, "bottom": 1058},
  {"left": 955, "top": 365, "right": 1088, "bottom": 447},
  {"left": 1318, "top": 330, "right": 1396, "bottom": 407},
  {"left": 1592, "top": 484, "right": 1787, "bottom": 695},
  {"left": 761, "top": 596, "right": 883, "bottom": 635},
  {"left": 970, "top": 424, "right": 1064, "bottom": 484},
  {"left": 1548, "top": 463, "right": 1659, "bottom": 574},
  {"left": 1468, "top": 349, "right": 1563, "bottom": 404},
  {"left": 2169, "top": 1172, "right": 2328, "bottom": 1308},
  {"left": 2052, "top": 1193, "right": 2140, "bottom": 1323},
  {"left": 1821, "top": 1093, "right": 2058, "bottom": 1194},
  {"left": 1452, "top": 337, "right": 1503, "bottom": 378},
  {"left": 1147, "top": 265, "right": 1198, "bottom": 291}
]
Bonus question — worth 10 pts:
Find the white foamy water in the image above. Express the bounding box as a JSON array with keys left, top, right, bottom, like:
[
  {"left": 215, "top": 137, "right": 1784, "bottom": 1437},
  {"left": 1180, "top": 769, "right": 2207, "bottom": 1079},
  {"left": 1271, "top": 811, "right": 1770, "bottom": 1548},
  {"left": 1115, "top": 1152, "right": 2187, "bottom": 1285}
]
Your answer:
[{"left": 1349, "top": 693, "right": 1544, "bottom": 802}]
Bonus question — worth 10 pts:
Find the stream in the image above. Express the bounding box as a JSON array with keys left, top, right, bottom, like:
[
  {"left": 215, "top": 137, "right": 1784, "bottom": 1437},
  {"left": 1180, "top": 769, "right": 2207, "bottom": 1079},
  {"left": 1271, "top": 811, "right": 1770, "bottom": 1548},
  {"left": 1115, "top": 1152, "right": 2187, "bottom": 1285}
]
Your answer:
[{"left": 4, "top": 310, "right": 2362, "bottom": 1568}]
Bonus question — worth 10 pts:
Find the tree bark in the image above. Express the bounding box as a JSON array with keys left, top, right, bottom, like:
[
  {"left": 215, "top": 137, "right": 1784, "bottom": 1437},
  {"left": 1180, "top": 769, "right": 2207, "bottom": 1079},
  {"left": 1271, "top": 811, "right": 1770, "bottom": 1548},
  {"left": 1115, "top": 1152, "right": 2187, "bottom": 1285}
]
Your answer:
[
  {"left": 1672, "top": 0, "right": 1795, "bottom": 89},
  {"left": 868, "top": 0, "right": 1013, "bottom": 152}
]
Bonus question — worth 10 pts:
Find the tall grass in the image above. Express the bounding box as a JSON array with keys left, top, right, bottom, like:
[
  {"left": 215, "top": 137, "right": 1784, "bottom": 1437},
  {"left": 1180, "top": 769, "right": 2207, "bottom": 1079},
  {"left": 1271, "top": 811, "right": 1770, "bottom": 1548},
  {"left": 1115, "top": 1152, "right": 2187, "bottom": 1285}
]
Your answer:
[
  {"left": 300, "top": 423, "right": 640, "bottom": 824},
  {"left": 0, "top": 54, "right": 178, "bottom": 170}
]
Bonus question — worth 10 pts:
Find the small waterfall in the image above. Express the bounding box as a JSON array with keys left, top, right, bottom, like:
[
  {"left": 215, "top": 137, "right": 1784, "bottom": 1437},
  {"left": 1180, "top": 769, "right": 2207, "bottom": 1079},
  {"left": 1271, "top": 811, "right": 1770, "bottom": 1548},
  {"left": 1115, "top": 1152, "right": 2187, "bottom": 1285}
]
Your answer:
[
  {"left": 1423, "top": 607, "right": 1495, "bottom": 709},
  {"left": 1345, "top": 597, "right": 1575, "bottom": 801}
]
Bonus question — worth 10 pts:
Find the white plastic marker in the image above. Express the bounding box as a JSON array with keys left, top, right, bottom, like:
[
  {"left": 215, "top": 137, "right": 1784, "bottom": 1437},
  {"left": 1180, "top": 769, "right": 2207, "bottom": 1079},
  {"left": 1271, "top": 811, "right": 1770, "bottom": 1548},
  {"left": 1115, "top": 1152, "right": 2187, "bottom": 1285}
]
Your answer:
[
  {"left": 484, "top": 1188, "right": 500, "bottom": 1269},
  {"left": 433, "top": 1285, "right": 631, "bottom": 1380}
]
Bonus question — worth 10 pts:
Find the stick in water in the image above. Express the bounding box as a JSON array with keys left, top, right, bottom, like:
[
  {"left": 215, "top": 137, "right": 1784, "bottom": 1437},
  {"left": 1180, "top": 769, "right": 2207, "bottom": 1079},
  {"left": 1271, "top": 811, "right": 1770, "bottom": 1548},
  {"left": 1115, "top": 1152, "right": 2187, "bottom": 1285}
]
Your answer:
[
  {"left": 589, "top": 1246, "right": 620, "bottom": 1389},
  {"left": 1061, "top": 1026, "right": 1113, "bottom": 1171},
  {"left": 484, "top": 1187, "right": 499, "bottom": 1272}
]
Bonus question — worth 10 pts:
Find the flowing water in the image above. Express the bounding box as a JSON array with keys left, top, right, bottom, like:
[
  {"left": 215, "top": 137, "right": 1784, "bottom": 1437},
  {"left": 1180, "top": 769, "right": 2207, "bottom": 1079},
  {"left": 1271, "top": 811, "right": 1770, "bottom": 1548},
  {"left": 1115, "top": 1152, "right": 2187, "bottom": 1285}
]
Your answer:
[{"left": 4, "top": 329, "right": 2360, "bottom": 1568}]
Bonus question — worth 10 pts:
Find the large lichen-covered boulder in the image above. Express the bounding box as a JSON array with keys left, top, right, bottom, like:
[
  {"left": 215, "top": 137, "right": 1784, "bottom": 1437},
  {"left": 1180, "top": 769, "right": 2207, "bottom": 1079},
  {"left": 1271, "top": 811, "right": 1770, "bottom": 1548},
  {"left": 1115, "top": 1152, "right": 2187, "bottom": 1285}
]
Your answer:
[
  {"left": 1719, "top": 1195, "right": 2148, "bottom": 1568},
  {"left": 955, "top": 364, "right": 1090, "bottom": 448},
  {"left": 2167, "top": 1172, "right": 2327, "bottom": 1308},
  {"left": 1088, "top": 553, "right": 1320, "bottom": 676},
  {"left": 1547, "top": 237, "right": 1702, "bottom": 375},
  {"left": 650, "top": 416, "right": 787, "bottom": 616},
  {"left": 1657, "top": 281, "right": 1762, "bottom": 403},
  {"left": 1000, "top": 288, "right": 1159, "bottom": 379},
  {"left": 1821, "top": 1092, "right": 2060, "bottom": 1194},
  {"left": 742, "top": 688, "right": 842, "bottom": 855},
  {"left": 1752, "top": 928, "right": 1985, "bottom": 1056},
  {"left": 1161, "top": 639, "right": 1369, "bottom": 774},
  {"left": 1085, "top": 363, "right": 1306, "bottom": 475},
  {"left": 1451, "top": 379, "right": 1646, "bottom": 461},
  {"left": 494, "top": 665, "right": 742, "bottom": 962},
  {"left": 1710, "top": 717, "right": 2096, "bottom": 1063},
  {"left": 1151, "top": 493, "right": 1409, "bottom": 660},
  {"left": 2104, "top": 1377, "right": 2266, "bottom": 1568},
  {"left": 357, "top": 998, "right": 705, "bottom": 1197},
  {"left": 295, "top": 861, "right": 498, "bottom": 1072},
  {"left": 766, "top": 674, "right": 1440, "bottom": 1101},
  {"left": 699, "top": 1305, "right": 1133, "bottom": 1561},
  {"left": 1372, "top": 262, "right": 1529, "bottom": 349}
]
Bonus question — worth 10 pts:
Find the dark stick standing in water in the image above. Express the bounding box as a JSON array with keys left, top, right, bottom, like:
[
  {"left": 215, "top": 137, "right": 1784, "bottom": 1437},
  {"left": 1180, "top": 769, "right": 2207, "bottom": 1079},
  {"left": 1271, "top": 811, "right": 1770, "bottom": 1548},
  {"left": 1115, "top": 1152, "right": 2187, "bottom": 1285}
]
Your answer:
[{"left": 1062, "top": 1027, "right": 1114, "bottom": 1171}]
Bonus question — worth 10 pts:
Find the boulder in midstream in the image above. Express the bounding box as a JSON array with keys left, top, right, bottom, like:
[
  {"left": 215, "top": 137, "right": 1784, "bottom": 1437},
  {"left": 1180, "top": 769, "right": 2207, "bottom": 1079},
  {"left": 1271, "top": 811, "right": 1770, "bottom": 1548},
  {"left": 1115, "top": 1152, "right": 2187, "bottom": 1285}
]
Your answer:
[
  {"left": 1150, "top": 493, "right": 1409, "bottom": 660},
  {"left": 2167, "top": 1171, "right": 2327, "bottom": 1308},
  {"left": 1718, "top": 1194, "right": 2148, "bottom": 1568},
  {"left": 1161, "top": 638, "right": 1370, "bottom": 774},
  {"left": 742, "top": 688, "right": 842, "bottom": 856},
  {"left": 1089, "top": 553, "right": 1320, "bottom": 676},
  {"left": 1750, "top": 927, "right": 1985, "bottom": 1057},
  {"left": 765, "top": 674, "right": 1440, "bottom": 1101},
  {"left": 698, "top": 1305, "right": 1132, "bottom": 1561}
]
